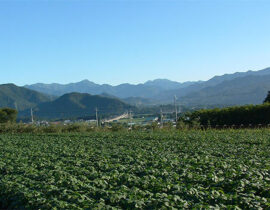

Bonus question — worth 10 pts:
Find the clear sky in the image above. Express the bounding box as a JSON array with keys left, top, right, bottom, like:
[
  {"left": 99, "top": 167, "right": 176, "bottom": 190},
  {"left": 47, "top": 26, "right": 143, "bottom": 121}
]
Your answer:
[{"left": 1, "top": 0, "right": 270, "bottom": 86}]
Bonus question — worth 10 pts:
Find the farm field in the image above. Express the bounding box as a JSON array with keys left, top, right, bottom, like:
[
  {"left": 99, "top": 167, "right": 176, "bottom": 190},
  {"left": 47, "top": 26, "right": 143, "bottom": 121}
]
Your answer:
[{"left": 0, "top": 130, "right": 269, "bottom": 209}]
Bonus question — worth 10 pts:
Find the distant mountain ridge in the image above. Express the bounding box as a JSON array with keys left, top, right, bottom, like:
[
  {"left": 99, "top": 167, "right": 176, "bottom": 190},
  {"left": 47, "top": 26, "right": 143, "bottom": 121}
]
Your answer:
[
  {"left": 0, "top": 84, "right": 53, "bottom": 111},
  {"left": 24, "top": 67, "right": 270, "bottom": 105},
  {"left": 157, "top": 67, "right": 270, "bottom": 103},
  {"left": 2, "top": 67, "right": 270, "bottom": 117},
  {"left": 207, "top": 67, "right": 270, "bottom": 86},
  {"left": 144, "top": 79, "right": 198, "bottom": 90},
  {"left": 180, "top": 74, "right": 270, "bottom": 105},
  {"left": 24, "top": 79, "right": 197, "bottom": 99}
]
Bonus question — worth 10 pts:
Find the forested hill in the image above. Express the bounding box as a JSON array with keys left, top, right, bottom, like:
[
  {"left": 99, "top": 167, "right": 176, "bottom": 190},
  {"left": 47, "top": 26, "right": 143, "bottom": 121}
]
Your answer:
[
  {"left": 0, "top": 84, "right": 53, "bottom": 111},
  {"left": 20, "top": 92, "right": 132, "bottom": 119},
  {"left": 155, "top": 67, "right": 270, "bottom": 105},
  {"left": 179, "top": 74, "right": 270, "bottom": 105}
]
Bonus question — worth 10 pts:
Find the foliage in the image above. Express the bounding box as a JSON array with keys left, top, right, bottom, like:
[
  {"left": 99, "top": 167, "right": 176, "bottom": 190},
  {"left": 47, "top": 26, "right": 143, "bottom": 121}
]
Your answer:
[
  {"left": 110, "top": 123, "right": 125, "bottom": 132},
  {"left": 0, "top": 123, "right": 94, "bottom": 134},
  {"left": 264, "top": 91, "right": 270, "bottom": 103},
  {"left": 162, "top": 121, "right": 173, "bottom": 129},
  {"left": 0, "top": 108, "right": 17, "bottom": 123},
  {"left": 61, "top": 124, "right": 85, "bottom": 133},
  {"left": 177, "top": 117, "right": 201, "bottom": 129},
  {"left": 0, "top": 84, "right": 53, "bottom": 111},
  {"left": 150, "top": 121, "right": 159, "bottom": 130},
  {"left": 176, "top": 119, "right": 189, "bottom": 129},
  {"left": 0, "top": 130, "right": 269, "bottom": 209},
  {"left": 185, "top": 103, "right": 270, "bottom": 126}
]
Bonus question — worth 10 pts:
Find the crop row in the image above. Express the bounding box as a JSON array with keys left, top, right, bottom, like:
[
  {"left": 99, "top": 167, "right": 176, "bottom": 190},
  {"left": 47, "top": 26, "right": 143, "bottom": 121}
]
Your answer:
[{"left": 0, "top": 130, "right": 269, "bottom": 209}]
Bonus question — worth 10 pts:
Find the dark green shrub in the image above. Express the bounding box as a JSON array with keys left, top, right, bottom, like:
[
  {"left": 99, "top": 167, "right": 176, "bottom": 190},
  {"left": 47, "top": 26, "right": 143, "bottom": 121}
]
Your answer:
[
  {"left": 111, "top": 123, "right": 124, "bottom": 132},
  {"left": 42, "top": 125, "right": 62, "bottom": 133},
  {"left": 0, "top": 108, "right": 17, "bottom": 123},
  {"left": 62, "top": 124, "right": 84, "bottom": 132}
]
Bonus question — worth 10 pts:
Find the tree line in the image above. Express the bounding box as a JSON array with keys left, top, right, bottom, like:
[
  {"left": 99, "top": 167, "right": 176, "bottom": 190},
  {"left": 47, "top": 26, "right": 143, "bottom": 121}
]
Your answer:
[
  {"left": 0, "top": 108, "right": 17, "bottom": 123},
  {"left": 178, "top": 91, "right": 270, "bottom": 127}
]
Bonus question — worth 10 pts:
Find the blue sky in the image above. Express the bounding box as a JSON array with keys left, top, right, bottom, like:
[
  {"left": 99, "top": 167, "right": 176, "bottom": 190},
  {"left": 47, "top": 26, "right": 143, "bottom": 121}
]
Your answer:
[{"left": 1, "top": 0, "right": 270, "bottom": 86}]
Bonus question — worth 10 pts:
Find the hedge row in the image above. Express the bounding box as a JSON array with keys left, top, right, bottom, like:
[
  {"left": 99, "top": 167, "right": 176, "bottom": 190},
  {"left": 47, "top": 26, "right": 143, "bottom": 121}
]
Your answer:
[{"left": 186, "top": 103, "right": 270, "bottom": 126}]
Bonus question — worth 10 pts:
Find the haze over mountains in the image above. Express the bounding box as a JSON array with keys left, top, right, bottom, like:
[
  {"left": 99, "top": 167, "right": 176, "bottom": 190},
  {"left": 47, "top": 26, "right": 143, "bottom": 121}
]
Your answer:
[
  {"left": 25, "top": 79, "right": 196, "bottom": 99},
  {"left": 25, "top": 67, "right": 270, "bottom": 106},
  {"left": 1, "top": 67, "right": 270, "bottom": 120},
  {"left": 181, "top": 74, "right": 270, "bottom": 105}
]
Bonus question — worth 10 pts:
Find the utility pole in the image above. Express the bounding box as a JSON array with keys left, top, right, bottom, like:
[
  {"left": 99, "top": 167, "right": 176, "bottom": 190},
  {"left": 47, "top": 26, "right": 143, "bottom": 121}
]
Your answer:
[
  {"left": 31, "top": 108, "right": 34, "bottom": 124},
  {"left": 129, "top": 110, "right": 132, "bottom": 127},
  {"left": 174, "top": 95, "right": 178, "bottom": 122},
  {"left": 95, "top": 107, "right": 98, "bottom": 127},
  {"left": 160, "top": 108, "right": 163, "bottom": 127}
]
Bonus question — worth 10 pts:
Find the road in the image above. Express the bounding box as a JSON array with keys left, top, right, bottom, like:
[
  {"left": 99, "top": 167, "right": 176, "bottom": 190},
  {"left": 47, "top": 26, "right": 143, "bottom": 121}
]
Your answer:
[{"left": 103, "top": 113, "right": 129, "bottom": 123}]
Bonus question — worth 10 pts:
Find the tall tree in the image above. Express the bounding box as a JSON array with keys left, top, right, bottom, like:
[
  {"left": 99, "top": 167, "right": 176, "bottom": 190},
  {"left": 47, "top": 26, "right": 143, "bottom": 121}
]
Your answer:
[
  {"left": 263, "top": 91, "right": 270, "bottom": 103},
  {"left": 0, "top": 108, "right": 18, "bottom": 123}
]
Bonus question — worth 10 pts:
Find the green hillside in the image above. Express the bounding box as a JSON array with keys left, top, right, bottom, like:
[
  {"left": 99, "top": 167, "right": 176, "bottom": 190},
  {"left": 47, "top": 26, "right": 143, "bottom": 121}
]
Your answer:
[
  {"left": 0, "top": 84, "right": 53, "bottom": 111},
  {"left": 180, "top": 75, "right": 270, "bottom": 105},
  {"left": 23, "top": 92, "right": 132, "bottom": 120}
]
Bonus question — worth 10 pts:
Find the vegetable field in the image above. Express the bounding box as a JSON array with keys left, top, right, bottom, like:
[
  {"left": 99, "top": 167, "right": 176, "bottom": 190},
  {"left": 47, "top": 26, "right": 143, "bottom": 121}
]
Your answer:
[{"left": 0, "top": 130, "right": 269, "bottom": 209}]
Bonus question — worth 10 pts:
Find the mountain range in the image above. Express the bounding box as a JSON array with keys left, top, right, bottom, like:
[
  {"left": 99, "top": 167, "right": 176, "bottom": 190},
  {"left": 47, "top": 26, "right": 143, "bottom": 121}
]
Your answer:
[
  {"left": 25, "top": 67, "right": 270, "bottom": 106},
  {"left": 1, "top": 67, "right": 270, "bottom": 120},
  {"left": 24, "top": 79, "right": 196, "bottom": 99},
  {"left": 181, "top": 74, "right": 270, "bottom": 105}
]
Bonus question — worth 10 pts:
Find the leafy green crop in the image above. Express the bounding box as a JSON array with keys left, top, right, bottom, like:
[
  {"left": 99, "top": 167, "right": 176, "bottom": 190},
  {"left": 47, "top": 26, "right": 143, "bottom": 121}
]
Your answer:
[{"left": 0, "top": 130, "right": 269, "bottom": 209}]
